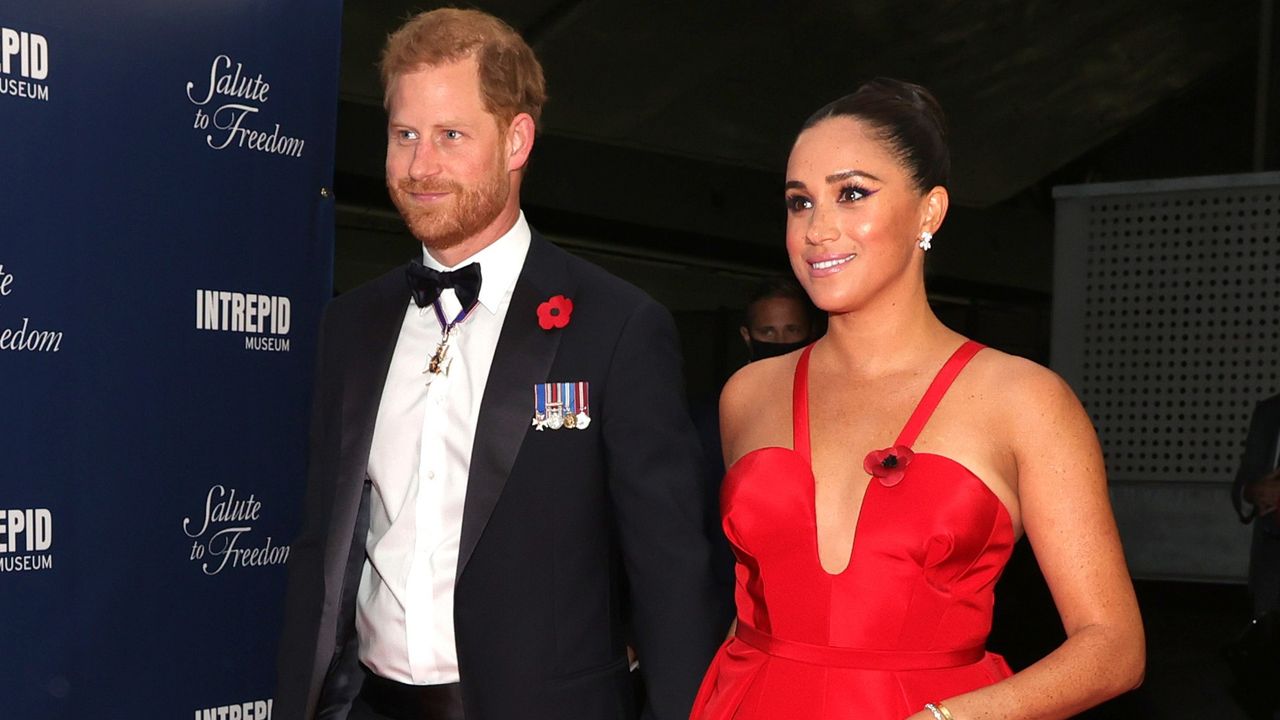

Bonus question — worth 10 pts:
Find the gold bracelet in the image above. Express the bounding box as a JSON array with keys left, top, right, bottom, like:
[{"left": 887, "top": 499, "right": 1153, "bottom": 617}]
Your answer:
[
  {"left": 923, "top": 704, "right": 945, "bottom": 720},
  {"left": 936, "top": 702, "right": 956, "bottom": 720}
]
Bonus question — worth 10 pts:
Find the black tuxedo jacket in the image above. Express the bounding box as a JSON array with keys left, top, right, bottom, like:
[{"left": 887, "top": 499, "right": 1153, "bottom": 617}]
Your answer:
[{"left": 275, "top": 232, "right": 729, "bottom": 720}]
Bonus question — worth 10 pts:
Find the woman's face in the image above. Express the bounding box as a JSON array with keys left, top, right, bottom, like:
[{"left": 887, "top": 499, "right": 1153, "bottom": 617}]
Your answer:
[{"left": 784, "top": 116, "right": 940, "bottom": 315}]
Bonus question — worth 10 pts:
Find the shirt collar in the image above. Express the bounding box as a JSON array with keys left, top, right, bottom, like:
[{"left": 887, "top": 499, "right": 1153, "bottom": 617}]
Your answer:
[{"left": 421, "top": 211, "right": 531, "bottom": 314}]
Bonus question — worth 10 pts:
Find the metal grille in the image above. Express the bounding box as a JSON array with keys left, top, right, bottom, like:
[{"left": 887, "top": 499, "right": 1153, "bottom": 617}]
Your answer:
[{"left": 1055, "top": 176, "right": 1280, "bottom": 484}]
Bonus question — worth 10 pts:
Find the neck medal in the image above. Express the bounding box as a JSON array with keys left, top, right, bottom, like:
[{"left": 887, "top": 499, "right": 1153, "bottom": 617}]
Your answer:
[
  {"left": 424, "top": 299, "right": 473, "bottom": 376},
  {"left": 427, "top": 326, "right": 455, "bottom": 375}
]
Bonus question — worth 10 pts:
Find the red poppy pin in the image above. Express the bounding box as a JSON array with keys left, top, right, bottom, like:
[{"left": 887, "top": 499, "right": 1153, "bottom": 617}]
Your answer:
[
  {"left": 864, "top": 445, "right": 915, "bottom": 487},
  {"left": 537, "top": 295, "right": 573, "bottom": 330}
]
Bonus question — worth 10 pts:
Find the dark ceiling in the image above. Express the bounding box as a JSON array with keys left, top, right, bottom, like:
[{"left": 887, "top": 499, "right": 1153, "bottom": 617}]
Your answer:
[{"left": 332, "top": 1, "right": 1271, "bottom": 294}]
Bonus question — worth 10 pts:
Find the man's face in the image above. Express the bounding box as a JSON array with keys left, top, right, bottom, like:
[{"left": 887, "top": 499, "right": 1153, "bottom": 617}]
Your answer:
[
  {"left": 743, "top": 296, "right": 810, "bottom": 345},
  {"left": 385, "top": 56, "right": 512, "bottom": 254}
]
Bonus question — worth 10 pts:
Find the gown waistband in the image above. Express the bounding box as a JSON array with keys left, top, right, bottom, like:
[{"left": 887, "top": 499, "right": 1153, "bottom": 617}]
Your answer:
[{"left": 735, "top": 622, "right": 986, "bottom": 670}]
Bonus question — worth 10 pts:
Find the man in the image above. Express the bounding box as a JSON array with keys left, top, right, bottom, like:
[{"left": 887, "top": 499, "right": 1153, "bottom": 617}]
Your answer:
[
  {"left": 736, "top": 277, "right": 814, "bottom": 363},
  {"left": 695, "top": 277, "right": 814, "bottom": 480},
  {"left": 275, "top": 10, "right": 727, "bottom": 720},
  {"left": 1233, "top": 392, "right": 1280, "bottom": 617}
]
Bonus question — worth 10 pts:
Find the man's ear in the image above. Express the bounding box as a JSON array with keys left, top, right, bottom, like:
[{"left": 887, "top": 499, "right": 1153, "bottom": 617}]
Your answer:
[{"left": 507, "top": 112, "right": 535, "bottom": 172}]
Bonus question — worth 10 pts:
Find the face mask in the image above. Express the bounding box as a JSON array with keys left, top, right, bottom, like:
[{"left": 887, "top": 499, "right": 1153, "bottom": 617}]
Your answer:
[{"left": 748, "top": 338, "right": 809, "bottom": 362}]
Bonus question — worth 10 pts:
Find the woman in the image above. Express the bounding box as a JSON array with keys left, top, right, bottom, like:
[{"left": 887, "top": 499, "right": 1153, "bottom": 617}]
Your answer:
[{"left": 690, "top": 79, "right": 1144, "bottom": 720}]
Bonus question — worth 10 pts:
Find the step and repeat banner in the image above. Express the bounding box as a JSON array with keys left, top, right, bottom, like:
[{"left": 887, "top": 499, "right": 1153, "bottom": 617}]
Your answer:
[{"left": 1, "top": 2, "right": 342, "bottom": 717}]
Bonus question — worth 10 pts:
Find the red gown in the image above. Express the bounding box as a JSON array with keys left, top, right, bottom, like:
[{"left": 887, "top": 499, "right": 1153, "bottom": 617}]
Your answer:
[{"left": 691, "top": 341, "right": 1015, "bottom": 719}]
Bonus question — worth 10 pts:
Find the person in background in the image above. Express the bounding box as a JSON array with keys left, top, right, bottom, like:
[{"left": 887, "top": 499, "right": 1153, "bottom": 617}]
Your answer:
[
  {"left": 739, "top": 277, "right": 815, "bottom": 363},
  {"left": 691, "top": 78, "right": 1144, "bottom": 720},
  {"left": 690, "top": 278, "right": 819, "bottom": 600},
  {"left": 274, "top": 9, "right": 726, "bottom": 720},
  {"left": 696, "top": 278, "right": 817, "bottom": 479},
  {"left": 1233, "top": 392, "right": 1280, "bottom": 617},
  {"left": 1229, "top": 392, "right": 1280, "bottom": 719}
]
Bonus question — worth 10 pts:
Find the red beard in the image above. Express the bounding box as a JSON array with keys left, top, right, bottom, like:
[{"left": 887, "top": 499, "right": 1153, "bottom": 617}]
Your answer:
[{"left": 389, "top": 169, "right": 510, "bottom": 252}]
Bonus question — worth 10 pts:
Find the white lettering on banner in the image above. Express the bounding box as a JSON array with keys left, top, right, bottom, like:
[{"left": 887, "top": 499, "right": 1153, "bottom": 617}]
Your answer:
[
  {"left": 0, "top": 263, "right": 66, "bottom": 353},
  {"left": 194, "top": 698, "right": 273, "bottom": 720},
  {"left": 245, "top": 336, "right": 290, "bottom": 352},
  {"left": 183, "top": 485, "right": 290, "bottom": 576},
  {"left": 0, "top": 554, "right": 53, "bottom": 572},
  {"left": 186, "top": 54, "right": 304, "bottom": 158},
  {"left": 1, "top": 26, "right": 50, "bottom": 103},
  {"left": 195, "top": 288, "right": 291, "bottom": 353},
  {"left": 0, "top": 508, "right": 55, "bottom": 573},
  {"left": 0, "top": 317, "right": 63, "bottom": 352},
  {"left": 0, "top": 76, "right": 49, "bottom": 100},
  {"left": 186, "top": 55, "right": 269, "bottom": 105}
]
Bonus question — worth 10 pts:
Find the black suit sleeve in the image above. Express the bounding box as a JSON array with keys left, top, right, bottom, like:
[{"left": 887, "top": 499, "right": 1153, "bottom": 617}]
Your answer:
[
  {"left": 1233, "top": 398, "right": 1279, "bottom": 524},
  {"left": 600, "top": 297, "right": 732, "bottom": 720},
  {"left": 275, "top": 306, "right": 364, "bottom": 720}
]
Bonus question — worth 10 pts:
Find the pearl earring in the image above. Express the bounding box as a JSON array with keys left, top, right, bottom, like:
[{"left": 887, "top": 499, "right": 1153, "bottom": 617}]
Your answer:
[{"left": 918, "top": 231, "right": 933, "bottom": 251}]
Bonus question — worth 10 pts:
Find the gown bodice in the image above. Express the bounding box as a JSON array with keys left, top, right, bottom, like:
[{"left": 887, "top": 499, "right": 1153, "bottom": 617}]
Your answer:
[{"left": 691, "top": 341, "right": 1016, "bottom": 719}]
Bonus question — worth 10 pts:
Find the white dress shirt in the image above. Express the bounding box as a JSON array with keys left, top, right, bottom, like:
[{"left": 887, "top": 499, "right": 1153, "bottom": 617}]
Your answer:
[{"left": 357, "top": 213, "right": 531, "bottom": 684}]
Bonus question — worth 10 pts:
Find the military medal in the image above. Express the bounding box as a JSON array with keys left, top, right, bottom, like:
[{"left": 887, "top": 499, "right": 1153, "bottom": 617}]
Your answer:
[
  {"left": 532, "top": 383, "right": 549, "bottom": 429},
  {"left": 572, "top": 380, "right": 591, "bottom": 429},
  {"left": 427, "top": 326, "right": 457, "bottom": 375},
  {"left": 533, "top": 381, "right": 592, "bottom": 430},
  {"left": 424, "top": 300, "right": 473, "bottom": 376},
  {"left": 546, "top": 382, "right": 565, "bottom": 429}
]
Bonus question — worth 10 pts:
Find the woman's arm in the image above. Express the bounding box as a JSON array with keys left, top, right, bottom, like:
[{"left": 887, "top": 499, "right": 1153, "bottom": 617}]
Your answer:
[{"left": 905, "top": 361, "right": 1145, "bottom": 720}]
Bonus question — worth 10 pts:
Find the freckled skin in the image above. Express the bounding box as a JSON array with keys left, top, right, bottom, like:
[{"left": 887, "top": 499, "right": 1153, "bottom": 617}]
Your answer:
[{"left": 713, "top": 111, "right": 1144, "bottom": 720}]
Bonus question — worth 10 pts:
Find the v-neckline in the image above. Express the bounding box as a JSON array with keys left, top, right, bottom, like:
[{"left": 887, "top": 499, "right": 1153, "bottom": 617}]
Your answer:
[{"left": 793, "top": 341, "right": 985, "bottom": 576}]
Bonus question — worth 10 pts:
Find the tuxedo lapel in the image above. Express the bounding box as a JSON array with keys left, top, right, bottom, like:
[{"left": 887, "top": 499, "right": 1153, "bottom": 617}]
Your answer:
[{"left": 458, "top": 234, "right": 572, "bottom": 580}]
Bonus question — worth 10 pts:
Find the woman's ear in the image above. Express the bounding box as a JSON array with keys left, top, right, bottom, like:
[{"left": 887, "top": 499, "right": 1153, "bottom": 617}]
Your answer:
[{"left": 921, "top": 185, "right": 949, "bottom": 236}]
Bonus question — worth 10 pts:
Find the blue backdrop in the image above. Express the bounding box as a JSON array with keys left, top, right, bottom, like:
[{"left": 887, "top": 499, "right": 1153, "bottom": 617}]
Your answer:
[{"left": 0, "top": 2, "right": 342, "bottom": 717}]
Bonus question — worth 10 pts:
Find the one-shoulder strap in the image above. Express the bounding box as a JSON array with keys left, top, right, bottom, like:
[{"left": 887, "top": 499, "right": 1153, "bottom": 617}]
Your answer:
[
  {"left": 894, "top": 340, "right": 985, "bottom": 448},
  {"left": 793, "top": 344, "right": 815, "bottom": 462}
]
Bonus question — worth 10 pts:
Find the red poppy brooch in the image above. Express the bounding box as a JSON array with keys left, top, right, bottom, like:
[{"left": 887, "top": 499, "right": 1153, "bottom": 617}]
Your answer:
[
  {"left": 864, "top": 445, "right": 915, "bottom": 487},
  {"left": 537, "top": 295, "right": 573, "bottom": 330}
]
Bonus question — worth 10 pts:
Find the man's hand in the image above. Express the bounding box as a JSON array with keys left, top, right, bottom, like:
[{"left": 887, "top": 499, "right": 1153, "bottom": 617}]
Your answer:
[{"left": 1245, "top": 468, "right": 1280, "bottom": 515}]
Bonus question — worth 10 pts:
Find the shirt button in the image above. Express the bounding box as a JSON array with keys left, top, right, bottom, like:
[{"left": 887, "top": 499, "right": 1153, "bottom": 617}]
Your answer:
[{"left": 427, "top": 471, "right": 436, "bottom": 480}]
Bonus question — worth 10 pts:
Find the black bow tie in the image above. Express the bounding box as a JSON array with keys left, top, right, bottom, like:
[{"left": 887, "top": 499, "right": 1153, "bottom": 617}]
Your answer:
[{"left": 406, "top": 259, "right": 483, "bottom": 312}]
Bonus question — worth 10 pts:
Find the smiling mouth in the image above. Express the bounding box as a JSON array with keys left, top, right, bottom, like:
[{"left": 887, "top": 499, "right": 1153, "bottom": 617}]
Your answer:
[
  {"left": 406, "top": 191, "right": 450, "bottom": 204},
  {"left": 810, "top": 255, "right": 855, "bottom": 270},
  {"left": 398, "top": 179, "right": 456, "bottom": 200}
]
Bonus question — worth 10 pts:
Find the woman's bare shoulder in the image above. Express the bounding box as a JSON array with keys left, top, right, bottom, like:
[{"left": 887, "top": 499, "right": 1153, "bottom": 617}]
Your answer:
[
  {"left": 966, "top": 346, "right": 1080, "bottom": 410},
  {"left": 962, "top": 346, "right": 1096, "bottom": 458},
  {"left": 720, "top": 350, "right": 804, "bottom": 461},
  {"left": 722, "top": 351, "right": 800, "bottom": 408}
]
